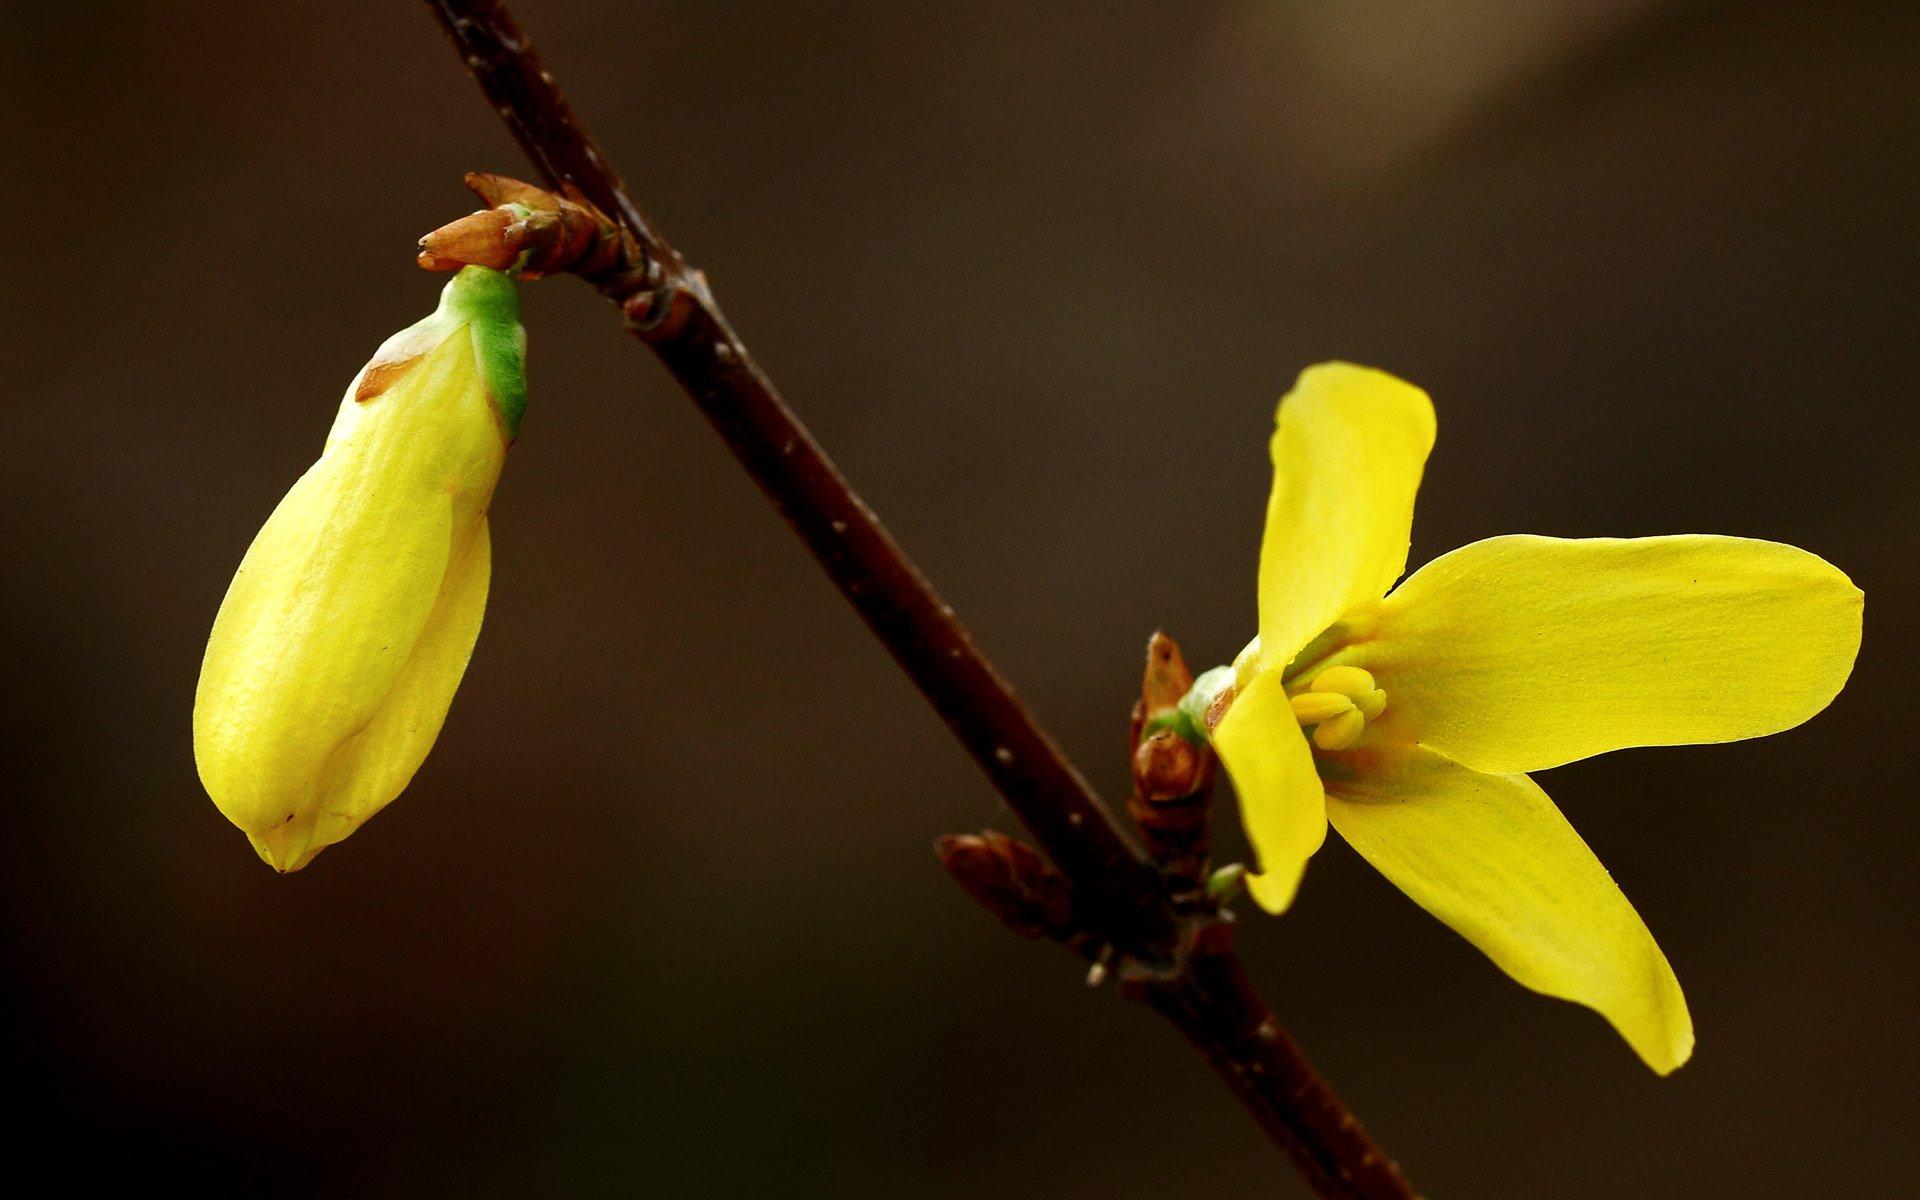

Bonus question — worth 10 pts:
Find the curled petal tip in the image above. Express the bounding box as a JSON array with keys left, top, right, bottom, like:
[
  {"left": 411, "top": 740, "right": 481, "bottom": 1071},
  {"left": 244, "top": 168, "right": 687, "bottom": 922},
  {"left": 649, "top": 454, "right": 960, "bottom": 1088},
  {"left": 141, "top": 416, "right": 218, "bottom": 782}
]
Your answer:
[
  {"left": 1245, "top": 865, "right": 1306, "bottom": 914},
  {"left": 248, "top": 824, "right": 317, "bottom": 874}
]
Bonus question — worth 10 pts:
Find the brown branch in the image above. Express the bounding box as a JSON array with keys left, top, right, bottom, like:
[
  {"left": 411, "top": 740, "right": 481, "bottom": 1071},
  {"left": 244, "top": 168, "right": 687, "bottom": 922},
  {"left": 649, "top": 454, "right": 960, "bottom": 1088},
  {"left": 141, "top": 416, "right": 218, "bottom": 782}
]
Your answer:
[{"left": 419, "top": 3, "right": 1418, "bottom": 1196}]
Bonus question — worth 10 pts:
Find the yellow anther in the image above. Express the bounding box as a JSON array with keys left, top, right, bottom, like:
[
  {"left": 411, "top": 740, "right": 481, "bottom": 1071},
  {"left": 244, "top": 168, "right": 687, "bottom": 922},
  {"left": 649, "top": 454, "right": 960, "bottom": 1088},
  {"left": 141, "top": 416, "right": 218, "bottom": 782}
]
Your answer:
[
  {"left": 1310, "top": 665, "right": 1377, "bottom": 700},
  {"left": 1290, "top": 691, "right": 1355, "bottom": 724},
  {"left": 1289, "top": 666, "right": 1386, "bottom": 752},
  {"left": 1313, "top": 707, "right": 1367, "bottom": 751}
]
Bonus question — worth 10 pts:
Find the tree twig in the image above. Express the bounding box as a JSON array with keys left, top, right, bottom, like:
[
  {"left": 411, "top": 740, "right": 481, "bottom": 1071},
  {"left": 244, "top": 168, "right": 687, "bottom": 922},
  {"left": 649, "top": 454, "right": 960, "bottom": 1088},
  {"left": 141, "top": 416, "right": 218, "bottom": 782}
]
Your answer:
[{"left": 420, "top": 3, "right": 1418, "bottom": 1196}]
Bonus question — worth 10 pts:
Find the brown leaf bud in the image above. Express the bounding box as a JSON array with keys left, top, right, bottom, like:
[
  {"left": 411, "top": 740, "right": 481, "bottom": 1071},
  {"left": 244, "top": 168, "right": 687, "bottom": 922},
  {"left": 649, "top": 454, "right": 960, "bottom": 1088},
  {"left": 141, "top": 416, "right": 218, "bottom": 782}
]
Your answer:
[{"left": 936, "top": 831, "right": 1075, "bottom": 941}]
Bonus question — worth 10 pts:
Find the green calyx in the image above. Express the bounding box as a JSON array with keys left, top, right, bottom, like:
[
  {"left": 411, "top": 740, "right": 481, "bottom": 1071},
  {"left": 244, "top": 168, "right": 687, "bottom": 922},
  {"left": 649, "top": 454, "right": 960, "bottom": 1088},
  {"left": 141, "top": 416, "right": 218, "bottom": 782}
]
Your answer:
[{"left": 437, "top": 265, "right": 529, "bottom": 436}]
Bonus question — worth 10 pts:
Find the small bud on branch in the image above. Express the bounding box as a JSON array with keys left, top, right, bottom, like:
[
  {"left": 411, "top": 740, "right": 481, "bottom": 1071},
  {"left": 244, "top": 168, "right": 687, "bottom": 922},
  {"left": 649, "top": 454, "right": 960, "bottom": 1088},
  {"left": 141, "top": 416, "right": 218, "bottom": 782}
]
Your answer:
[
  {"left": 1128, "top": 633, "right": 1216, "bottom": 886},
  {"left": 937, "top": 831, "right": 1079, "bottom": 945},
  {"left": 419, "top": 171, "right": 639, "bottom": 282}
]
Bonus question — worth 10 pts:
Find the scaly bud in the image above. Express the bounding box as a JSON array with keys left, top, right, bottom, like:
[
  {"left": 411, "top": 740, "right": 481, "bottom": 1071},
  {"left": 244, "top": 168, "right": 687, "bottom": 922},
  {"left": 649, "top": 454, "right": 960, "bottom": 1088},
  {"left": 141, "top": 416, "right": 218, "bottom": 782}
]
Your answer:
[
  {"left": 937, "top": 832, "right": 1076, "bottom": 941},
  {"left": 1128, "top": 633, "right": 1217, "bottom": 885},
  {"left": 193, "top": 267, "right": 528, "bottom": 871},
  {"left": 418, "top": 173, "right": 635, "bottom": 282}
]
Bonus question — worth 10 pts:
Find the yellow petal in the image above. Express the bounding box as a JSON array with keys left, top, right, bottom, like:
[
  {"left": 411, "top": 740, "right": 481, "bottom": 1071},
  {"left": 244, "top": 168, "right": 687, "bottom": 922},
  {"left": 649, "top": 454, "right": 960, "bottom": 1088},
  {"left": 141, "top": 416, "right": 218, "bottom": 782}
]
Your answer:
[
  {"left": 1361, "top": 535, "right": 1863, "bottom": 773},
  {"left": 1326, "top": 747, "right": 1692, "bottom": 1074},
  {"left": 195, "top": 449, "right": 455, "bottom": 840},
  {"left": 195, "top": 324, "right": 507, "bottom": 868},
  {"left": 1252, "top": 363, "right": 1435, "bottom": 673},
  {"left": 1213, "top": 669, "right": 1327, "bottom": 913},
  {"left": 247, "top": 520, "right": 493, "bottom": 871}
]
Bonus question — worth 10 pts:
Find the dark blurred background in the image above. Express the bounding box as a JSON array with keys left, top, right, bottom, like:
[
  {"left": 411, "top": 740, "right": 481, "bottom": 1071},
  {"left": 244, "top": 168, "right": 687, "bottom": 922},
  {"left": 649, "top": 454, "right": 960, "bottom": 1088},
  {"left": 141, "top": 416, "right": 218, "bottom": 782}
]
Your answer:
[{"left": 4, "top": 0, "right": 1917, "bottom": 1194}]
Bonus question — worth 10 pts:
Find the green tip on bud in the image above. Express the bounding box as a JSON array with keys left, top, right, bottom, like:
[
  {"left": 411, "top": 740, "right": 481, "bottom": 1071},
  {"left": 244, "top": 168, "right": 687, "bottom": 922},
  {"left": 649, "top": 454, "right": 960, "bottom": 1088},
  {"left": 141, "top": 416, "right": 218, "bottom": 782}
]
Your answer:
[{"left": 438, "top": 265, "right": 528, "bottom": 436}]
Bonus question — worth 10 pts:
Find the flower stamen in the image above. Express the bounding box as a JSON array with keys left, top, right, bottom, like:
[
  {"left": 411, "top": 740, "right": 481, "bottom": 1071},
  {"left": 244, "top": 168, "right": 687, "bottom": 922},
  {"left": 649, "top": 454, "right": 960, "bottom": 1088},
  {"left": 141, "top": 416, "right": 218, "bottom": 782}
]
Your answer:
[{"left": 1291, "top": 665, "right": 1387, "bottom": 751}]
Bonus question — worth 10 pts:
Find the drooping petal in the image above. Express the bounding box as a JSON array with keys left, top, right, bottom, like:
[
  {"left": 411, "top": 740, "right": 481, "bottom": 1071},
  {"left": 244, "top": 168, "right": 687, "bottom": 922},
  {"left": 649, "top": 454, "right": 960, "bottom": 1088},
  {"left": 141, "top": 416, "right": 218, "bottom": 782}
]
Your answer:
[
  {"left": 1359, "top": 534, "right": 1863, "bottom": 773},
  {"left": 195, "top": 440, "right": 458, "bottom": 846},
  {"left": 247, "top": 520, "right": 493, "bottom": 871},
  {"left": 1213, "top": 669, "right": 1327, "bottom": 913},
  {"left": 1326, "top": 747, "right": 1692, "bottom": 1074},
  {"left": 1251, "top": 363, "right": 1435, "bottom": 674}
]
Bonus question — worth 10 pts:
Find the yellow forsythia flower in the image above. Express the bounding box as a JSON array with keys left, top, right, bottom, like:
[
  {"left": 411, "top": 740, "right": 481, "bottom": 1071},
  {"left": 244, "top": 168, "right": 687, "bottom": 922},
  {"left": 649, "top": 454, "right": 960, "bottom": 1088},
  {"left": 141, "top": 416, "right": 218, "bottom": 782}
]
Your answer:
[
  {"left": 194, "top": 267, "right": 527, "bottom": 872},
  {"left": 1205, "top": 363, "right": 1862, "bottom": 1074}
]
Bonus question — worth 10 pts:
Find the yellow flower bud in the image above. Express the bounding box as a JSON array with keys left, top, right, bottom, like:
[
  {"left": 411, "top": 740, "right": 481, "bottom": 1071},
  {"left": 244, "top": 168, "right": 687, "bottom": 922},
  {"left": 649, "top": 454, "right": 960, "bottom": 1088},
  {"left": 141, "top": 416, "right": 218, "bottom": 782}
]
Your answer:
[{"left": 193, "top": 267, "right": 527, "bottom": 871}]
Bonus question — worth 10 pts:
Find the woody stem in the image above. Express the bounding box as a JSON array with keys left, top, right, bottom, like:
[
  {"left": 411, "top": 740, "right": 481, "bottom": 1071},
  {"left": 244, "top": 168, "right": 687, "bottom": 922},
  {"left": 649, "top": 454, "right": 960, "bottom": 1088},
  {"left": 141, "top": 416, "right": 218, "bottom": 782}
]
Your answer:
[{"left": 421, "top": 2, "right": 1418, "bottom": 1196}]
